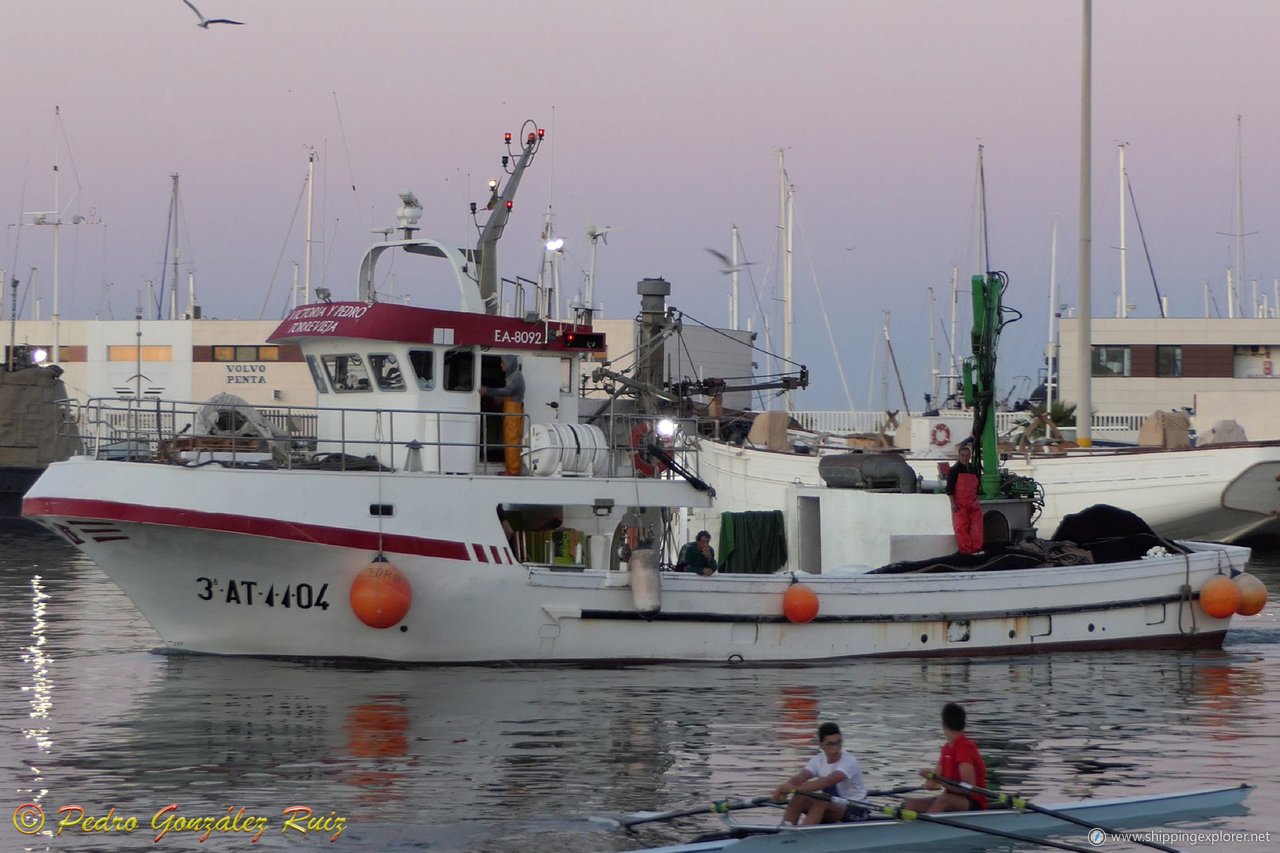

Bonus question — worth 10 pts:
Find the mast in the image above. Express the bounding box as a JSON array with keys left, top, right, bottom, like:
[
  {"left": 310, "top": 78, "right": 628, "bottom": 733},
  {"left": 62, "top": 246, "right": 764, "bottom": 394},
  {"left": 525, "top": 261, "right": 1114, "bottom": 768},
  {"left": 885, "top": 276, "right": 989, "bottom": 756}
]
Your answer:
[
  {"left": 1047, "top": 215, "right": 1059, "bottom": 410},
  {"left": 305, "top": 149, "right": 315, "bottom": 305},
  {"left": 730, "top": 225, "right": 740, "bottom": 331},
  {"left": 48, "top": 109, "right": 63, "bottom": 363},
  {"left": 170, "top": 173, "right": 180, "bottom": 320},
  {"left": 1118, "top": 143, "right": 1128, "bottom": 318},
  {"left": 949, "top": 265, "right": 959, "bottom": 401},
  {"left": 1234, "top": 114, "right": 1245, "bottom": 318},
  {"left": 928, "top": 287, "right": 938, "bottom": 402},
  {"left": 585, "top": 224, "right": 611, "bottom": 318},
  {"left": 1075, "top": 0, "right": 1093, "bottom": 445},
  {"left": 475, "top": 126, "right": 544, "bottom": 314},
  {"left": 779, "top": 150, "right": 794, "bottom": 412}
]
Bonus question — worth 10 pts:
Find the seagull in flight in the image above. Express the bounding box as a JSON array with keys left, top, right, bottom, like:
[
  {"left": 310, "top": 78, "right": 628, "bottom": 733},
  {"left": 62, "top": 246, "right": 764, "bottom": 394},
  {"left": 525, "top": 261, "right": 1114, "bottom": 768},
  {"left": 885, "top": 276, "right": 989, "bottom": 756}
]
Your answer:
[
  {"left": 181, "top": 0, "right": 244, "bottom": 28},
  {"left": 704, "top": 248, "right": 755, "bottom": 275}
]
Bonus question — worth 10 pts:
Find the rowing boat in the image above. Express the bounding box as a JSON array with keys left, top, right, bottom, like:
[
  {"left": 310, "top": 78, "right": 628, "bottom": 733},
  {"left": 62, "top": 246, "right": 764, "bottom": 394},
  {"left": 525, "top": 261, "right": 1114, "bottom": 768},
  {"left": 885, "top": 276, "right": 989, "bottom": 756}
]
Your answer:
[{"left": 632, "top": 784, "right": 1252, "bottom": 852}]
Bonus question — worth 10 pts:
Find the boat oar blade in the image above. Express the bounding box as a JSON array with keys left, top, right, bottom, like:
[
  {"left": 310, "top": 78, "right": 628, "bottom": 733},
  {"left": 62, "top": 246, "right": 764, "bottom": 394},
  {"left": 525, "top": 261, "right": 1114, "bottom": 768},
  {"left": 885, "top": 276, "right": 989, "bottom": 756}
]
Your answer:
[
  {"left": 925, "top": 773, "right": 1184, "bottom": 853},
  {"left": 607, "top": 795, "right": 776, "bottom": 829}
]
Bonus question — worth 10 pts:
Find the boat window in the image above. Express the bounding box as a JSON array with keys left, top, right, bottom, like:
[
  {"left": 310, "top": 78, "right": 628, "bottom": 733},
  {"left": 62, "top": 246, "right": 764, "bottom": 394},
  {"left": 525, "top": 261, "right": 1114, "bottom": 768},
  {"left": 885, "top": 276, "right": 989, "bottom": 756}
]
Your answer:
[
  {"left": 305, "top": 355, "right": 330, "bottom": 394},
  {"left": 408, "top": 349, "right": 435, "bottom": 390},
  {"left": 1091, "top": 346, "right": 1131, "bottom": 378},
  {"left": 322, "top": 354, "right": 373, "bottom": 392},
  {"left": 443, "top": 347, "right": 475, "bottom": 392},
  {"left": 370, "top": 354, "right": 406, "bottom": 391}
]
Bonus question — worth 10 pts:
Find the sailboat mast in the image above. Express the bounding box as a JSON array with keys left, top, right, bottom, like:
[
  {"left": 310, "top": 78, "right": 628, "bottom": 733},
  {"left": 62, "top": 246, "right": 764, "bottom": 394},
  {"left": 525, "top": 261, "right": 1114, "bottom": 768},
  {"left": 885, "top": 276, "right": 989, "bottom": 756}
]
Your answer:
[
  {"left": 170, "top": 173, "right": 181, "bottom": 321},
  {"left": 1075, "top": 0, "right": 1093, "bottom": 445},
  {"left": 51, "top": 110, "right": 62, "bottom": 364},
  {"left": 730, "top": 225, "right": 740, "bottom": 331},
  {"left": 928, "top": 287, "right": 938, "bottom": 402},
  {"left": 1234, "top": 114, "right": 1246, "bottom": 318},
  {"left": 305, "top": 149, "right": 315, "bottom": 305},
  {"left": 949, "top": 265, "right": 959, "bottom": 402},
  {"left": 779, "top": 150, "right": 794, "bottom": 412},
  {"left": 1118, "top": 143, "right": 1128, "bottom": 318},
  {"left": 1048, "top": 215, "right": 1059, "bottom": 410}
]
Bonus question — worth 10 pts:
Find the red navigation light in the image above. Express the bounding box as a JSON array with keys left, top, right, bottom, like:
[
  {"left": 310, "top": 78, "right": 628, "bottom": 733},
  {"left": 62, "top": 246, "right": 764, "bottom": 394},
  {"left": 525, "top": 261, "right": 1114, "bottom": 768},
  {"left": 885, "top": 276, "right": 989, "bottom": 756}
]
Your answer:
[
  {"left": 504, "top": 132, "right": 512, "bottom": 143},
  {"left": 537, "top": 128, "right": 545, "bottom": 138},
  {"left": 505, "top": 200, "right": 514, "bottom": 211},
  {"left": 564, "top": 332, "right": 605, "bottom": 350},
  {"left": 527, "top": 132, "right": 536, "bottom": 144}
]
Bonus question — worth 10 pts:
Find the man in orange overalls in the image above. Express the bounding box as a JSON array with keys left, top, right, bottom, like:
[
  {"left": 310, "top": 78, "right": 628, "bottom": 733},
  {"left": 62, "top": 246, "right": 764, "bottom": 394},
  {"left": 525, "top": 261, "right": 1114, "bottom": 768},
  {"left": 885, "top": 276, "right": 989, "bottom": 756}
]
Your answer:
[
  {"left": 481, "top": 355, "right": 525, "bottom": 475},
  {"left": 945, "top": 441, "right": 983, "bottom": 554}
]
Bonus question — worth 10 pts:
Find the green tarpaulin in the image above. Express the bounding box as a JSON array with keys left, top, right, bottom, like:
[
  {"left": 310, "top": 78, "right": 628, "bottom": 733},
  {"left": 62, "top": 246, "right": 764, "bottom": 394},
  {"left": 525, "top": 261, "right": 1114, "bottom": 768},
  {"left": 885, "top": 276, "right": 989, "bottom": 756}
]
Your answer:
[{"left": 718, "top": 510, "right": 787, "bottom": 574}]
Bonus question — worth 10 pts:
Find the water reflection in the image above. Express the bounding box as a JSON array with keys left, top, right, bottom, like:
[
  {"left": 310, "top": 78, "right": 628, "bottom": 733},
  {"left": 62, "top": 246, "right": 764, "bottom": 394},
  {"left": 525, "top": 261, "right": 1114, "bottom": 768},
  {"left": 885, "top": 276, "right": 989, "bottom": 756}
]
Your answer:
[{"left": 1, "top": 524, "right": 1278, "bottom": 851}]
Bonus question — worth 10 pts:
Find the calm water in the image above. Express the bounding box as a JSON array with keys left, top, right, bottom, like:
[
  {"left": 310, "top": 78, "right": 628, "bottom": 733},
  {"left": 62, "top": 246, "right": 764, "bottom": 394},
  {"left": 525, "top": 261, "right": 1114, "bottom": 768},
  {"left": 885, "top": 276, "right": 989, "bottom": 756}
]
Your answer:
[{"left": 2, "top": 519, "right": 1278, "bottom": 852}]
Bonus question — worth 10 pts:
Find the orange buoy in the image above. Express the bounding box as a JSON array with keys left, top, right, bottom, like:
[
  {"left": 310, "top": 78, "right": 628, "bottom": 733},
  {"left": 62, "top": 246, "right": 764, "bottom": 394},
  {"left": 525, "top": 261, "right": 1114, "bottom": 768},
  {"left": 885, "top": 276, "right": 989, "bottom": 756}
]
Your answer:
[
  {"left": 350, "top": 556, "right": 412, "bottom": 628},
  {"left": 1233, "top": 573, "right": 1268, "bottom": 616},
  {"left": 783, "top": 583, "right": 819, "bottom": 624},
  {"left": 1199, "top": 574, "right": 1242, "bottom": 619}
]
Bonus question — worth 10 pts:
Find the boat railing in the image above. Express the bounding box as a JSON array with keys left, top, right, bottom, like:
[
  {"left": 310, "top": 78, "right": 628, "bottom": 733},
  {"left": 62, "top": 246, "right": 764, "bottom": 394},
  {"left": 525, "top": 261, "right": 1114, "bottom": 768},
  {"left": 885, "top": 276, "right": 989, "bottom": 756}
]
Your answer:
[
  {"left": 792, "top": 410, "right": 1149, "bottom": 445},
  {"left": 67, "top": 396, "right": 702, "bottom": 480}
]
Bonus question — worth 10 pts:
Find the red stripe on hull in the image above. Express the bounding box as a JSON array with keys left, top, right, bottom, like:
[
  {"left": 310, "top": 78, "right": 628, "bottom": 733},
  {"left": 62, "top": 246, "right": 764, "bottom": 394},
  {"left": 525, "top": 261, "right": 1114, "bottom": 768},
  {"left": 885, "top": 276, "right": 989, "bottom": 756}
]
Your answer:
[{"left": 24, "top": 496, "right": 472, "bottom": 561}]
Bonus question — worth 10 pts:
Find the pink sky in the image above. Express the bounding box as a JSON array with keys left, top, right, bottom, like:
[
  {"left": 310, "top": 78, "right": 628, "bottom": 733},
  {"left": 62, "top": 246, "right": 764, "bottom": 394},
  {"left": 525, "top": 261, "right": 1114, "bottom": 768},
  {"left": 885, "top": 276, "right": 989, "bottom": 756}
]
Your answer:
[{"left": 3, "top": 0, "right": 1278, "bottom": 410}]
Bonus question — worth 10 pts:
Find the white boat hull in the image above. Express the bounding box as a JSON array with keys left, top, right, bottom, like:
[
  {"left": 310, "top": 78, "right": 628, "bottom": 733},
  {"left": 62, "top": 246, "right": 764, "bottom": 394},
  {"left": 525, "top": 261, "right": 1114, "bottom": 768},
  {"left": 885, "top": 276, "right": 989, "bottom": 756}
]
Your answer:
[
  {"left": 25, "top": 457, "right": 1244, "bottom": 663},
  {"left": 641, "top": 785, "right": 1253, "bottom": 852},
  {"left": 698, "top": 436, "right": 1280, "bottom": 543}
]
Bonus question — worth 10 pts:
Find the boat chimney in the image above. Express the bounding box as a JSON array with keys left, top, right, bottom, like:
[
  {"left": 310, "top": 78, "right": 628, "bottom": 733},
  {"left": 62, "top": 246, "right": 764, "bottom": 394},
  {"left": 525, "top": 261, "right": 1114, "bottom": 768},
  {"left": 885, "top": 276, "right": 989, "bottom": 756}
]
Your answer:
[{"left": 636, "top": 277, "right": 671, "bottom": 412}]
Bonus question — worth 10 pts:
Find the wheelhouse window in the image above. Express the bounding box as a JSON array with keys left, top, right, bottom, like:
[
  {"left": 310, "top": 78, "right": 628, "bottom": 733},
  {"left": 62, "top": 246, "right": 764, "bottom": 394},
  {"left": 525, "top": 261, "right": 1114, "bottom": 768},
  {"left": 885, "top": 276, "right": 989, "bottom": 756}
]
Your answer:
[
  {"left": 1156, "top": 346, "right": 1182, "bottom": 378},
  {"left": 408, "top": 349, "right": 435, "bottom": 390},
  {"left": 322, "top": 354, "right": 372, "bottom": 392},
  {"left": 305, "top": 355, "right": 329, "bottom": 394},
  {"left": 370, "top": 353, "right": 406, "bottom": 391},
  {"left": 443, "top": 347, "right": 474, "bottom": 392},
  {"left": 1091, "top": 346, "right": 1131, "bottom": 377}
]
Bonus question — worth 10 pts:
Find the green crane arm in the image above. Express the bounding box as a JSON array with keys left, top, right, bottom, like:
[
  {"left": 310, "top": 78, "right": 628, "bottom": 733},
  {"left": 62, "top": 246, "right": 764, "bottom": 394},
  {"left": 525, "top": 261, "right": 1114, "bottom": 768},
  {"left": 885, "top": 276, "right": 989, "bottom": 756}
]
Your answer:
[{"left": 963, "top": 271, "right": 1007, "bottom": 500}]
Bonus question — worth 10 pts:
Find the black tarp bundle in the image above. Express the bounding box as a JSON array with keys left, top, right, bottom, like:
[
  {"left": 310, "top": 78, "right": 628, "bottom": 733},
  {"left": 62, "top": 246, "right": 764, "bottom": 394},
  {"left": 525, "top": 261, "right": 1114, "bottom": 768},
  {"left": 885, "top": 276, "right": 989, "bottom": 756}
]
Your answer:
[{"left": 868, "top": 504, "right": 1188, "bottom": 574}]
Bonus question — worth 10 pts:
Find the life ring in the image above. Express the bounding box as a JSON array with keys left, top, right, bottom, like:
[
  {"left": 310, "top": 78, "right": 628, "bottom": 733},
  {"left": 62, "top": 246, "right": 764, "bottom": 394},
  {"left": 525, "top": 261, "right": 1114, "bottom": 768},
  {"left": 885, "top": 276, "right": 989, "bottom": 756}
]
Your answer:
[
  {"left": 930, "top": 423, "right": 952, "bottom": 447},
  {"left": 631, "top": 421, "right": 670, "bottom": 477}
]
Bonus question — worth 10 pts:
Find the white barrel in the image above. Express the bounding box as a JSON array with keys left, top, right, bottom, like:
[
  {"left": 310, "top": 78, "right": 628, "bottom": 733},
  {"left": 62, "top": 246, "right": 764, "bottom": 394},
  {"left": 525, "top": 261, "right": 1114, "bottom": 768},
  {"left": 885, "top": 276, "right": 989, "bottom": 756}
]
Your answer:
[
  {"left": 527, "top": 422, "right": 608, "bottom": 476},
  {"left": 628, "top": 547, "right": 662, "bottom": 618}
]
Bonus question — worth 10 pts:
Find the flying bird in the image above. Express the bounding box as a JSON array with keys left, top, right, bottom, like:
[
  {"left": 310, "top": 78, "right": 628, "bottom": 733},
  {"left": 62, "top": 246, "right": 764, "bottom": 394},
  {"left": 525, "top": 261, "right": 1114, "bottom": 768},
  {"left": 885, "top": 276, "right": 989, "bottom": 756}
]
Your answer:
[
  {"left": 181, "top": 0, "right": 244, "bottom": 28},
  {"left": 704, "top": 248, "right": 754, "bottom": 275}
]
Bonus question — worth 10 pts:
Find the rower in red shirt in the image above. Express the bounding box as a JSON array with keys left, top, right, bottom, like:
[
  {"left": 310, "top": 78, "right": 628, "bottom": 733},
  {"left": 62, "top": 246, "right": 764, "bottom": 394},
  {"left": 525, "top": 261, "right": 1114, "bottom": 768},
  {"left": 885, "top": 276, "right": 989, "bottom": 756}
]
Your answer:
[{"left": 903, "top": 702, "right": 988, "bottom": 812}]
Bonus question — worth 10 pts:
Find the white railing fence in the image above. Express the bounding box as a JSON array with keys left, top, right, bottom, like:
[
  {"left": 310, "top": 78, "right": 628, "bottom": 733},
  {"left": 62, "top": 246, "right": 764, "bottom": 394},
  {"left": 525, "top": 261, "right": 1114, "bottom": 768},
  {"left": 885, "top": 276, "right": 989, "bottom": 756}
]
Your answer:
[{"left": 792, "top": 411, "right": 1152, "bottom": 445}]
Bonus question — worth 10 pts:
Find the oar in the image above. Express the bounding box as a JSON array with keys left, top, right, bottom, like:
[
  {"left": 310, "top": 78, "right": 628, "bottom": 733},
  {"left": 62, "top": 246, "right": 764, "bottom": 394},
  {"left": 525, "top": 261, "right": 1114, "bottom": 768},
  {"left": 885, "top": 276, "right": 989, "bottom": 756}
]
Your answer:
[
  {"left": 925, "top": 773, "right": 1184, "bottom": 853},
  {"left": 880, "top": 804, "right": 1100, "bottom": 853},
  {"left": 797, "top": 790, "right": 1097, "bottom": 851},
  {"left": 600, "top": 795, "right": 776, "bottom": 829},
  {"left": 599, "top": 785, "right": 918, "bottom": 830}
]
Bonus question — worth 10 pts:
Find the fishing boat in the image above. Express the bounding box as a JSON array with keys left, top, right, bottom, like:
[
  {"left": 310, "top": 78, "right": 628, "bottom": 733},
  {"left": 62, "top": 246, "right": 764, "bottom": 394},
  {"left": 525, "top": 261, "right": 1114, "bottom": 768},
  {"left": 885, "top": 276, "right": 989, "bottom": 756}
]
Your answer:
[
  {"left": 631, "top": 784, "right": 1252, "bottom": 853},
  {"left": 20, "top": 124, "right": 1263, "bottom": 664},
  {"left": 698, "top": 412, "right": 1280, "bottom": 545},
  {"left": 0, "top": 356, "right": 81, "bottom": 516}
]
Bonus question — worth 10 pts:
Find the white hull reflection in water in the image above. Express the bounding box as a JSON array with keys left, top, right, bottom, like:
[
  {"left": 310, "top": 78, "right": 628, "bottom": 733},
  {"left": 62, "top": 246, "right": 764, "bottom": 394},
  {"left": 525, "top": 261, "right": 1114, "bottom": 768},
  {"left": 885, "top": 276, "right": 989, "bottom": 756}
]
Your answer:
[{"left": 2, "top": 522, "right": 1277, "bottom": 852}]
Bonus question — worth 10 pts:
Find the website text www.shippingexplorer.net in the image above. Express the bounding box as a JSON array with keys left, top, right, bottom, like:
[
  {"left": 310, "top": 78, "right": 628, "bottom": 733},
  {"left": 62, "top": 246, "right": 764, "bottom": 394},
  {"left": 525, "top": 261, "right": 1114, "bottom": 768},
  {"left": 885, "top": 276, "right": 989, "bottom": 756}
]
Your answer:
[{"left": 1087, "top": 827, "right": 1271, "bottom": 847}]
